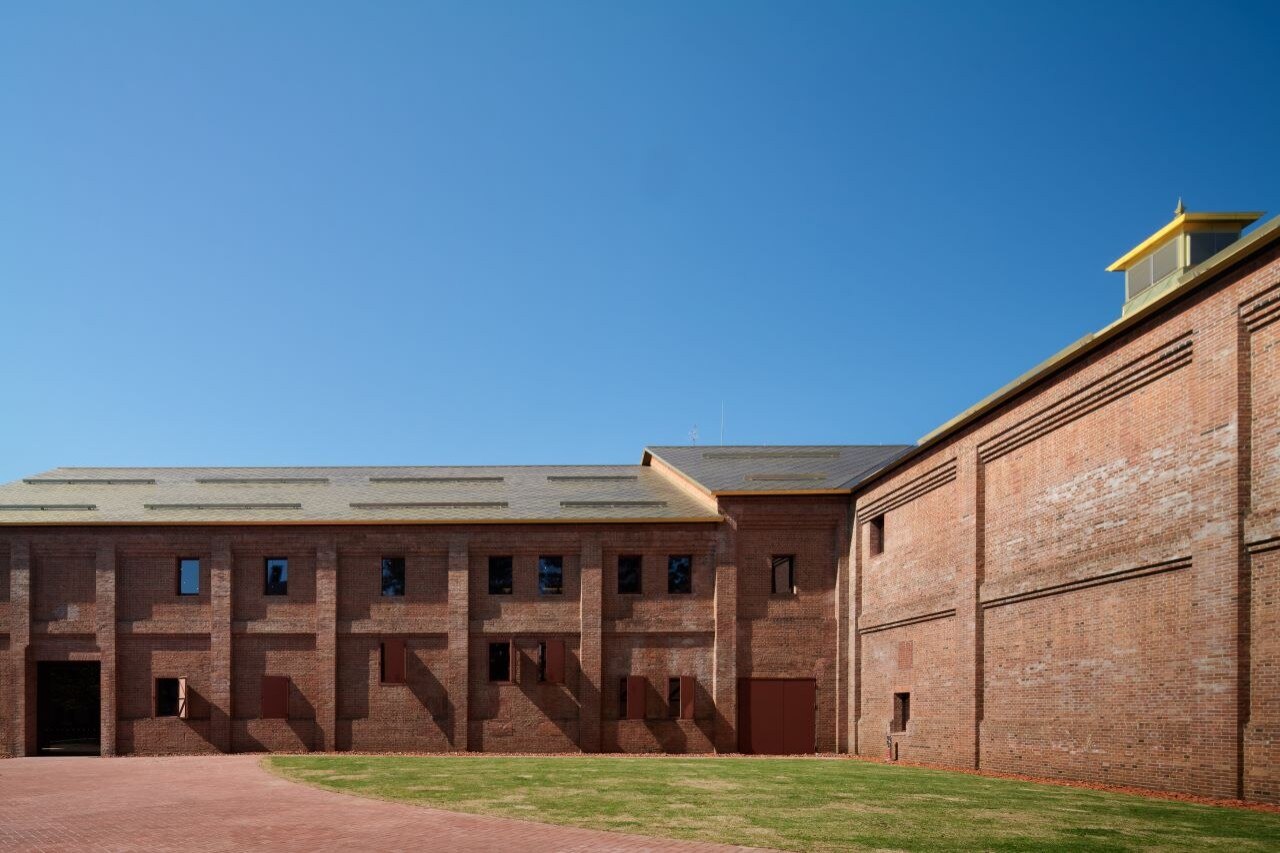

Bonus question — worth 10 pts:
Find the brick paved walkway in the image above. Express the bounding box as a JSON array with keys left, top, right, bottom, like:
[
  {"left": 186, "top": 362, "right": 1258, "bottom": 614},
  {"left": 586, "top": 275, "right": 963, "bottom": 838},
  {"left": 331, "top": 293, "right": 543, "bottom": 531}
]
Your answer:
[{"left": 0, "top": 755, "right": 760, "bottom": 852}]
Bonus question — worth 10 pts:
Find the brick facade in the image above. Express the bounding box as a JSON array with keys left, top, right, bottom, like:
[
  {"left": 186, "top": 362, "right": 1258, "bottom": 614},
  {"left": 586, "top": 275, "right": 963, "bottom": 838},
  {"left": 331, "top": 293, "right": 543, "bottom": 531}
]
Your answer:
[{"left": 0, "top": 229, "right": 1276, "bottom": 806}]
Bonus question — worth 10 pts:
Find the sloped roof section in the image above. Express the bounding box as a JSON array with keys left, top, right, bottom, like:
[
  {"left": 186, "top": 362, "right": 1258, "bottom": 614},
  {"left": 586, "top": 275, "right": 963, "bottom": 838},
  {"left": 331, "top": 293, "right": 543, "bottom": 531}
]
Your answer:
[
  {"left": 0, "top": 465, "right": 722, "bottom": 525},
  {"left": 642, "top": 445, "right": 912, "bottom": 494}
]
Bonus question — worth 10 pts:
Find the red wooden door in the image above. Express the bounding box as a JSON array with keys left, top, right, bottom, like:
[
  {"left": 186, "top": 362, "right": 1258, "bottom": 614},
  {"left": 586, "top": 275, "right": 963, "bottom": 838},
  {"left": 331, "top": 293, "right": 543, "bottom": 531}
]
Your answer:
[{"left": 737, "top": 678, "right": 815, "bottom": 754}]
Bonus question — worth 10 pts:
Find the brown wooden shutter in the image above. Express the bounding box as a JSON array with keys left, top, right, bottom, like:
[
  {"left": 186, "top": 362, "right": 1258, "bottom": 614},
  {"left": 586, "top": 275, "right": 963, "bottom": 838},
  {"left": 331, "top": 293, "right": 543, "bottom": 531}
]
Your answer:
[
  {"left": 177, "top": 677, "right": 189, "bottom": 720},
  {"left": 261, "top": 675, "right": 289, "bottom": 719},
  {"left": 544, "top": 638, "right": 565, "bottom": 684},
  {"left": 679, "top": 675, "right": 695, "bottom": 720},
  {"left": 626, "top": 675, "right": 646, "bottom": 720},
  {"left": 382, "top": 638, "right": 407, "bottom": 684}
]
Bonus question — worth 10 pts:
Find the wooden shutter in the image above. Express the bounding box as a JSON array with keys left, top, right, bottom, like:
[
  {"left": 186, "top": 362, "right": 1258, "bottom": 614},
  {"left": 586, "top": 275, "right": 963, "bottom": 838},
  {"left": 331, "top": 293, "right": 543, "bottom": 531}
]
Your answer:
[
  {"left": 382, "top": 639, "right": 407, "bottom": 684},
  {"left": 544, "top": 638, "right": 565, "bottom": 684},
  {"left": 177, "top": 677, "right": 189, "bottom": 720},
  {"left": 261, "top": 675, "right": 289, "bottom": 719},
  {"left": 626, "top": 675, "right": 646, "bottom": 720},
  {"left": 679, "top": 675, "right": 695, "bottom": 720}
]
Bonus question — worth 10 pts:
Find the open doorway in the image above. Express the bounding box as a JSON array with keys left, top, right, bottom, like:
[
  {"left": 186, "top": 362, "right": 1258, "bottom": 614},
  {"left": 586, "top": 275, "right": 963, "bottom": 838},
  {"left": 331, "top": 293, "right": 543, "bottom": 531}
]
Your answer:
[{"left": 36, "top": 661, "right": 101, "bottom": 756}]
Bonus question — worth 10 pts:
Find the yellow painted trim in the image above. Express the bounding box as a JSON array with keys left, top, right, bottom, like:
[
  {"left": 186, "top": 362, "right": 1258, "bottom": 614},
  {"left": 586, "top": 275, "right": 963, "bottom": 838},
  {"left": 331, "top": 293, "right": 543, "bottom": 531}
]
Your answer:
[
  {"left": 0, "top": 516, "right": 725, "bottom": 527},
  {"left": 712, "top": 488, "right": 850, "bottom": 497},
  {"left": 641, "top": 450, "right": 716, "bottom": 499},
  {"left": 1106, "top": 212, "right": 1262, "bottom": 271}
]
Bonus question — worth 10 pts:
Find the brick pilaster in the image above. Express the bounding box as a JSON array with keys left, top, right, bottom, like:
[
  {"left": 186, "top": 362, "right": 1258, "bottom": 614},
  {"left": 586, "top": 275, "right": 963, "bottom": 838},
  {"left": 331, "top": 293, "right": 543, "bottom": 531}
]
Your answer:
[
  {"left": 954, "top": 445, "right": 982, "bottom": 768},
  {"left": 712, "top": 515, "right": 738, "bottom": 752},
  {"left": 835, "top": 505, "right": 852, "bottom": 753},
  {"left": 315, "top": 539, "right": 337, "bottom": 752},
  {"left": 578, "top": 533, "right": 602, "bottom": 752},
  {"left": 447, "top": 535, "right": 469, "bottom": 750},
  {"left": 848, "top": 509, "right": 862, "bottom": 756},
  {"left": 209, "top": 536, "right": 232, "bottom": 753},
  {"left": 10, "top": 540, "right": 30, "bottom": 756},
  {"left": 95, "top": 543, "right": 117, "bottom": 756}
]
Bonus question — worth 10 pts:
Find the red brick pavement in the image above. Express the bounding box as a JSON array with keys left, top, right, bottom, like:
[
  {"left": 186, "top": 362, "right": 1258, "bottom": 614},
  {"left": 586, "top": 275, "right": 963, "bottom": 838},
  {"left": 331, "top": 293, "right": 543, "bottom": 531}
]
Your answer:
[{"left": 0, "top": 755, "right": 761, "bottom": 852}]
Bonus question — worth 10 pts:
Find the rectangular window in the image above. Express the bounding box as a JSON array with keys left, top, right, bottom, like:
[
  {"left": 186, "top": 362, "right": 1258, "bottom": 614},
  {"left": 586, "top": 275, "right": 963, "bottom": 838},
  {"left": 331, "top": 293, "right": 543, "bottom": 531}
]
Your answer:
[
  {"left": 626, "top": 675, "right": 646, "bottom": 720},
  {"left": 177, "top": 558, "right": 200, "bottom": 596},
  {"left": 667, "top": 555, "right": 692, "bottom": 594},
  {"left": 539, "top": 638, "right": 565, "bottom": 684},
  {"left": 155, "top": 677, "right": 180, "bottom": 717},
  {"left": 381, "top": 638, "right": 407, "bottom": 684},
  {"left": 381, "top": 557, "right": 406, "bottom": 597},
  {"left": 869, "top": 515, "right": 885, "bottom": 556},
  {"left": 264, "top": 557, "right": 288, "bottom": 595},
  {"left": 488, "top": 556, "right": 513, "bottom": 595},
  {"left": 488, "top": 641, "right": 511, "bottom": 682},
  {"left": 770, "top": 555, "right": 795, "bottom": 595},
  {"left": 261, "top": 675, "right": 289, "bottom": 719},
  {"left": 617, "top": 555, "right": 642, "bottom": 594},
  {"left": 667, "top": 677, "right": 681, "bottom": 718},
  {"left": 538, "top": 555, "right": 563, "bottom": 595},
  {"left": 892, "top": 692, "right": 911, "bottom": 733}
]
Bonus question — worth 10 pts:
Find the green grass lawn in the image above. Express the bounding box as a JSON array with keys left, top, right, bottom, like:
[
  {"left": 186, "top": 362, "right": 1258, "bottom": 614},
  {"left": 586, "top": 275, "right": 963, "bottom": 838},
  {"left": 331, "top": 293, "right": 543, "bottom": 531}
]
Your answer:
[{"left": 267, "top": 755, "right": 1280, "bottom": 852}]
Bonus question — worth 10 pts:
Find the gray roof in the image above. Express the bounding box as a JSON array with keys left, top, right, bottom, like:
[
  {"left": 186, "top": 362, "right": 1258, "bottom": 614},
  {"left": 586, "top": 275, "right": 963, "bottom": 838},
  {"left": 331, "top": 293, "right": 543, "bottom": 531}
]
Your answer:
[
  {"left": 0, "top": 465, "right": 721, "bottom": 525},
  {"left": 643, "top": 445, "right": 913, "bottom": 493}
]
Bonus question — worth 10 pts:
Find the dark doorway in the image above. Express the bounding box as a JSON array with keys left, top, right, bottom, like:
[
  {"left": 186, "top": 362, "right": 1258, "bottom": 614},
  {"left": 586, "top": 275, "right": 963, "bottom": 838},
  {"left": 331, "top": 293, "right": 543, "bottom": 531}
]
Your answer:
[
  {"left": 737, "top": 678, "right": 816, "bottom": 754},
  {"left": 37, "top": 661, "right": 101, "bottom": 756}
]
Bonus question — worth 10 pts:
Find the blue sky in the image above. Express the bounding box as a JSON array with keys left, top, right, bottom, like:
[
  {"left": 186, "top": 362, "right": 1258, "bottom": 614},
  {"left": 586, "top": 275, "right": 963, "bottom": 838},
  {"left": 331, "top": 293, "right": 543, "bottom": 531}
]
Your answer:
[{"left": 2, "top": 2, "right": 1278, "bottom": 482}]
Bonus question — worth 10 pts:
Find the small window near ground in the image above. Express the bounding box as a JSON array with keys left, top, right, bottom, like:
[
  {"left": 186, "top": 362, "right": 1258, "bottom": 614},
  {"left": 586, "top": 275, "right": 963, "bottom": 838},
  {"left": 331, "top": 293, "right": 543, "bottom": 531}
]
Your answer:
[
  {"left": 381, "top": 557, "right": 406, "bottom": 597},
  {"left": 488, "top": 641, "right": 511, "bottom": 682},
  {"left": 892, "top": 692, "right": 911, "bottom": 733},
  {"left": 667, "top": 677, "right": 681, "bottom": 718},
  {"left": 155, "top": 677, "right": 180, "bottom": 717},
  {"left": 538, "top": 555, "right": 563, "bottom": 595},
  {"left": 264, "top": 557, "right": 288, "bottom": 595},
  {"left": 617, "top": 555, "right": 642, "bottom": 595},
  {"left": 667, "top": 555, "right": 692, "bottom": 594},
  {"left": 177, "top": 558, "right": 200, "bottom": 596},
  {"left": 381, "top": 639, "right": 407, "bottom": 684},
  {"left": 771, "top": 555, "right": 795, "bottom": 595},
  {"left": 488, "top": 556, "right": 513, "bottom": 595},
  {"left": 869, "top": 515, "right": 885, "bottom": 556}
]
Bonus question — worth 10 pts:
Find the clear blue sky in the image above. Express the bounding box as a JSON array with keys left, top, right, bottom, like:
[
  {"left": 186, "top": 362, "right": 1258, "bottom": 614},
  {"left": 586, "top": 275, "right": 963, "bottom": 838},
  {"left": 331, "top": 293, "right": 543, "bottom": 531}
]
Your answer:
[{"left": 2, "top": 2, "right": 1278, "bottom": 482}]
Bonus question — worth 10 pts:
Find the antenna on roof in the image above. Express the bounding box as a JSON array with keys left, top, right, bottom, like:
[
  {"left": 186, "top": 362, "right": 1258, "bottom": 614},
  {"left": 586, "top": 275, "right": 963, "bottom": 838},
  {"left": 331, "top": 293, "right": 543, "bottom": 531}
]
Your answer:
[{"left": 689, "top": 424, "right": 699, "bottom": 445}]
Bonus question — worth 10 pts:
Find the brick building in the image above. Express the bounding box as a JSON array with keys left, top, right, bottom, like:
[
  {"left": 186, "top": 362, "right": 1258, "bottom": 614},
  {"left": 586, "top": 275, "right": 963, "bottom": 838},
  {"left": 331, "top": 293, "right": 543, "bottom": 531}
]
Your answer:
[{"left": 1, "top": 207, "right": 1277, "bottom": 804}]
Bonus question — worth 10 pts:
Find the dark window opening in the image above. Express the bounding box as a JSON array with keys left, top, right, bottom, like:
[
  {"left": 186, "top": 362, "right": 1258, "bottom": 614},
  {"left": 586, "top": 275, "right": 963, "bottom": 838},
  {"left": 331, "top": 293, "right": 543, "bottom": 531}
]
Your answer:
[
  {"left": 381, "top": 557, "right": 406, "bottom": 597},
  {"left": 538, "top": 555, "right": 563, "bottom": 595},
  {"left": 869, "top": 515, "right": 885, "bottom": 556},
  {"left": 892, "top": 692, "right": 911, "bottom": 733},
  {"left": 667, "top": 555, "right": 692, "bottom": 594},
  {"left": 771, "top": 555, "right": 795, "bottom": 595},
  {"left": 617, "top": 555, "right": 642, "bottom": 595},
  {"left": 488, "top": 641, "right": 511, "bottom": 682},
  {"left": 381, "top": 639, "right": 407, "bottom": 684},
  {"left": 177, "top": 558, "right": 200, "bottom": 596},
  {"left": 538, "top": 641, "right": 547, "bottom": 682},
  {"left": 667, "top": 677, "right": 681, "bottom": 718},
  {"left": 155, "top": 678, "right": 180, "bottom": 717},
  {"left": 264, "top": 557, "right": 288, "bottom": 595},
  {"left": 488, "top": 556, "right": 513, "bottom": 595}
]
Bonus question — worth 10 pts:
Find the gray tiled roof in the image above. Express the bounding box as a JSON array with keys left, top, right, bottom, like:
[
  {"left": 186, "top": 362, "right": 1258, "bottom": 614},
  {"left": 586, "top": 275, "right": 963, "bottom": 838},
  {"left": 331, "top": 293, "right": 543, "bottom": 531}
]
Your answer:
[
  {"left": 0, "top": 465, "right": 721, "bottom": 525},
  {"left": 643, "top": 445, "right": 913, "bottom": 493}
]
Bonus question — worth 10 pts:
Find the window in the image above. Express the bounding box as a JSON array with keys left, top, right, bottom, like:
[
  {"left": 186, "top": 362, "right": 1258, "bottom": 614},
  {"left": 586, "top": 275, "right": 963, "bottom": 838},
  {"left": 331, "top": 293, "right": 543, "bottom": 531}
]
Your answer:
[
  {"left": 869, "top": 515, "right": 885, "bottom": 556},
  {"left": 538, "top": 555, "right": 563, "bottom": 595},
  {"left": 892, "top": 692, "right": 911, "bottom": 733},
  {"left": 264, "top": 557, "right": 288, "bottom": 595},
  {"left": 488, "top": 641, "right": 511, "bottom": 682},
  {"left": 667, "top": 555, "right": 692, "bottom": 594},
  {"left": 155, "top": 677, "right": 182, "bottom": 717},
  {"left": 667, "top": 676, "right": 694, "bottom": 719},
  {"left": 771, "top": 555, "right": 795, "bottom": 595},
  {"left": 381, "top": 639, "right": 407, "bottom": 684},
  {"left": 541, "top": 638, "right": 565, "bottom": 684},
  {"left": 381, "top": 557, "right": 406, "bottom": 597},
  {"left": 667, "top": 677, "right": 681, "bottom": 718},
  {"left": 617, "top": 555, "right": 642, "bottom": 594},
  {"left": 177, "top": 558, "right": 200, "bottom": 596},
  {"left": 488, "top": 556, "right": 513, "bottom": 595},
  {"left": 261, "top": 676, "right": 289, "bottom": 719}
]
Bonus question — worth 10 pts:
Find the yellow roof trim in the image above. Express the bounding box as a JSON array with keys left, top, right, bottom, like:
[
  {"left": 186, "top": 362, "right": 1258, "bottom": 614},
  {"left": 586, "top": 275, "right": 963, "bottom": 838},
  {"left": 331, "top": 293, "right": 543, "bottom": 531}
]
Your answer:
[
  {"left": 1106, "top": 211, "right": 1263, "bottom": 271},
  {"left": 0, "top": 516, "right": 725, "bottom": 527},
  {"left": 712, "top": 488, "right": 850, "bottom": 497}
]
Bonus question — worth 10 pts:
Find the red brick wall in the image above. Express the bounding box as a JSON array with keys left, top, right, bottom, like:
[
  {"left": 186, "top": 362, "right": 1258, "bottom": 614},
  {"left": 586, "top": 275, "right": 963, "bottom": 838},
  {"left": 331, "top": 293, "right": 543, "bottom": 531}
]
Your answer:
[
  {"left": 336, "top": 633, "right": 451, "bottom": 752},
  {"left": 116, "top": 634, "right": 217, "bottom": 754},
  {"left": 852, "top": 244, "right": 1280, "bottom": 803},
  {"left": 601, "top": 634, "right": 714, "bottom": 753}
]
